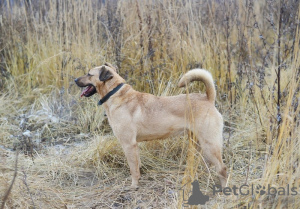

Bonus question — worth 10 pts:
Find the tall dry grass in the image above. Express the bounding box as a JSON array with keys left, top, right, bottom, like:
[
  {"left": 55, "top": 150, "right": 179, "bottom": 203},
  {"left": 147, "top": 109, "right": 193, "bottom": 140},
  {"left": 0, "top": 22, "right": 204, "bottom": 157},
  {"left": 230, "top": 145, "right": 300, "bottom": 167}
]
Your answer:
[{"left": 0, "top": 0, "right": 299, "bottom": 208}]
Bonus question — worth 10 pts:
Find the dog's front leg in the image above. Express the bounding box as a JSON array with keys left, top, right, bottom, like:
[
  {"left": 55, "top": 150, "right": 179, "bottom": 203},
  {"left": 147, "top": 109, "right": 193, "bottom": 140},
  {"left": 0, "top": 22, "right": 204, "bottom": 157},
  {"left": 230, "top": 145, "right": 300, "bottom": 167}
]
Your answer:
[{"left": 120, "top": 139, "right": 141, "bottom": 189}]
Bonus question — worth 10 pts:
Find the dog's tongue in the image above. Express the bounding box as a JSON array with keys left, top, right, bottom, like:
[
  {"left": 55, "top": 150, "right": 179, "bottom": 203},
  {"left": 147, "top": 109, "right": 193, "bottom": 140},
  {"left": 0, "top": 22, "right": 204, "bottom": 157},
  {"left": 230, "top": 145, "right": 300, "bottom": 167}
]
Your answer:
[{"left": 80, "top": 86, "right": 91, "bottom": 97}]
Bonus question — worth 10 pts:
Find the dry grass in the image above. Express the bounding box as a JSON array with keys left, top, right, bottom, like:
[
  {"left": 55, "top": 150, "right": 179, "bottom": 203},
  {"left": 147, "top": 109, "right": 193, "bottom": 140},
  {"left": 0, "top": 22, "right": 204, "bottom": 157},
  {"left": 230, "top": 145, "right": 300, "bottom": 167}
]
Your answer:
[{"left": 0, "top": 0, "right": 300, "bottom": 208}]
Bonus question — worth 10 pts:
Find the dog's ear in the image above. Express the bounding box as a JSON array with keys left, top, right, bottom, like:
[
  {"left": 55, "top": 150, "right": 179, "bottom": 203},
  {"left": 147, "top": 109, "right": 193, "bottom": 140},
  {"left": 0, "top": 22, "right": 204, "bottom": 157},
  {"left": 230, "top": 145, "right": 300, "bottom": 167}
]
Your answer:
[
  {"left": 104, "top": 62, "right": 117, "bottom": 72},
  {"left": 99, "top": 66, "right": 113, "bottom": 81}
]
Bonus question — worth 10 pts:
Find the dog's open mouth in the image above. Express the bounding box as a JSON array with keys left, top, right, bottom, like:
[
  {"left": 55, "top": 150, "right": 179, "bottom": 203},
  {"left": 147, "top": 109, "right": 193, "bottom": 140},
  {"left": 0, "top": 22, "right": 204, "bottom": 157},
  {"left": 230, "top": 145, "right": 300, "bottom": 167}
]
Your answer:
[{"left": 80, "top": 85, "right": 96, "bottom": 97}]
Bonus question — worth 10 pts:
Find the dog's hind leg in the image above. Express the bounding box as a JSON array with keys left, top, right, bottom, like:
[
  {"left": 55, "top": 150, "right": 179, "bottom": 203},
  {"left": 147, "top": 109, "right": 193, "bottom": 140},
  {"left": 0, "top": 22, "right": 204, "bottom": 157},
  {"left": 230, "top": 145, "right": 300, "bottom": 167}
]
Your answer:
[
  {"left": 193, "top": 126, "right": 227, "bottom": 188},
  {"left": 136, "top": 145, "right": 142, "bottom": 168},
  {"left": 201, "top": 142, "right": 227, "bottom": 188}
]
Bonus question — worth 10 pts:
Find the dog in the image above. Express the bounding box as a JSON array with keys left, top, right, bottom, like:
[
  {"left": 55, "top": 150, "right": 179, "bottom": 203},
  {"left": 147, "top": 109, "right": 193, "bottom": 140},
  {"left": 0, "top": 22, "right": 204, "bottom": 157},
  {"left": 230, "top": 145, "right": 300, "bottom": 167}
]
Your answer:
[{"left": 75, "top": 62, "right": 227, "bottom": 189}]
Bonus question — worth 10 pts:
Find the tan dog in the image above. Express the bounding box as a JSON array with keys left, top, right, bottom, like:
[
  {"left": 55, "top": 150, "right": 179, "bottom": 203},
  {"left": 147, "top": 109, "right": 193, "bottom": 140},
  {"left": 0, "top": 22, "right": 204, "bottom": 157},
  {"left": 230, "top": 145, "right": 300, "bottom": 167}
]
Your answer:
[{"left": 75, "top": 63, "right": 227, "bottom": 189}]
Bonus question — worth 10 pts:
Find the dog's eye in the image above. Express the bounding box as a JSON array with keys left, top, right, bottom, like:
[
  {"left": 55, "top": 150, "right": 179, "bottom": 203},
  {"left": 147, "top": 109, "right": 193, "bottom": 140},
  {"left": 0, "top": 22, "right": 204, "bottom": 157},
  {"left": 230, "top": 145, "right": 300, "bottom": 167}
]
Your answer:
[{"left": 87, "top": 73, "right": 92, "bottom": 76}]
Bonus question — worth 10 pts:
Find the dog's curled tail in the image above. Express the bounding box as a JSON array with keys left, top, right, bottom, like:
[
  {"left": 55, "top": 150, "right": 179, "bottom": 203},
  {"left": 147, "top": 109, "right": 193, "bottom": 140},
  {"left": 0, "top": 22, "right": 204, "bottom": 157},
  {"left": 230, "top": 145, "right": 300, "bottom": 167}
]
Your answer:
[{"left": 178, "top": 69, "right": 216, "bottom": 103}]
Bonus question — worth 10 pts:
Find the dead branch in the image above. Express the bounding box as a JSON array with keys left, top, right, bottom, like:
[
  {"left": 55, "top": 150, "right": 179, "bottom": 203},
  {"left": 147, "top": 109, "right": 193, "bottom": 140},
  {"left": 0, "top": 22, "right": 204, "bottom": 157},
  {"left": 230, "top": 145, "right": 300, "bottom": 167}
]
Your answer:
[{"left": 1, "top": 151, "right": 18, "bottom": 209}]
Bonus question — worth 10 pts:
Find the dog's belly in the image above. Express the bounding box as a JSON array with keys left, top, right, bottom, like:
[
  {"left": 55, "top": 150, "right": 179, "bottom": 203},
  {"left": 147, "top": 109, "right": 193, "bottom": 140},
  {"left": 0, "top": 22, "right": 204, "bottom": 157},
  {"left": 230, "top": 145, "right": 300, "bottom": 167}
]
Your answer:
[{"left": 136, "top": 127, "right": 185, "bottom": 142}]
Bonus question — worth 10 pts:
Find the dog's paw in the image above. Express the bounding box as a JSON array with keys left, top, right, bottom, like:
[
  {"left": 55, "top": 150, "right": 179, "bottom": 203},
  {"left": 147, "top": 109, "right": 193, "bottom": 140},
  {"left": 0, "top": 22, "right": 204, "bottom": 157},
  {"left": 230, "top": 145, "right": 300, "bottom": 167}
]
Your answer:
[{"left": 123, "top": 185, "right": 139, "bottom": 191}]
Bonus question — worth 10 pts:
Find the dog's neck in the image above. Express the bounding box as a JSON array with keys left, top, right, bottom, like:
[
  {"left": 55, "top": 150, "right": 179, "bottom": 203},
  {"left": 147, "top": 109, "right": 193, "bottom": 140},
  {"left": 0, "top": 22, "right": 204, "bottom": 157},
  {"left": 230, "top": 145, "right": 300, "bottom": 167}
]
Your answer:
[
  {"left": 96, "top": 76, "right": 127, "bottom": 106},
  {"left": 97, "top": 77, "right": 125, "bottom": 98},
  {"left": 98, "top": 83, "right": 124, "bottom": 105}
]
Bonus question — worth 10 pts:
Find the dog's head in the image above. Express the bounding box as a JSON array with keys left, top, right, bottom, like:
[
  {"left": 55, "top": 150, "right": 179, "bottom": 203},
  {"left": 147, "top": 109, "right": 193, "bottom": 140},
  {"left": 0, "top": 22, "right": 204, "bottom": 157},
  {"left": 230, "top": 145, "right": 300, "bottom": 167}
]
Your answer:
[{"left": 75, "top": 62, "right": 122, "bottom": 97}]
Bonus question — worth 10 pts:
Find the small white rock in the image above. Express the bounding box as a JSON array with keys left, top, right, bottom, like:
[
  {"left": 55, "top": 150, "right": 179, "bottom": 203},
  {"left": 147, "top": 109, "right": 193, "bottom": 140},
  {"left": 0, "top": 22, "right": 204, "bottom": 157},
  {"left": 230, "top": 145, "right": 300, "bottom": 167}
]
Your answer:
[{"left": 23, "top": 130, "right": 31, "bottom": 137}]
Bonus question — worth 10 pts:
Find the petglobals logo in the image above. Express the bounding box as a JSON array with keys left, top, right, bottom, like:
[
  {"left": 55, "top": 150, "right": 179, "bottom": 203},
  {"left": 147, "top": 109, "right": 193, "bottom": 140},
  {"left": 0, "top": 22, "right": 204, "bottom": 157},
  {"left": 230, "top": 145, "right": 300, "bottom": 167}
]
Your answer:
[
  {"left": 213, "top": 184, "right": 299, "bottom": 196},
  {"left": 179, "top": 182, "right": 299, "bottom": 207},
  {"left": 179, "top": 180, "right": 210, "bottom": 207}
]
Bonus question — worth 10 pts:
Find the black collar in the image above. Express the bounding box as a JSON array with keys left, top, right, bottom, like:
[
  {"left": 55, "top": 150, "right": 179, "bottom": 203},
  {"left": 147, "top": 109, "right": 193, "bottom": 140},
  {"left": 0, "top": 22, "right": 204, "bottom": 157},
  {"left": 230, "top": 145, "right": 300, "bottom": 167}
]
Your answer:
[{"left": 98, "top": 83, "right": 124, "bottom": 105}]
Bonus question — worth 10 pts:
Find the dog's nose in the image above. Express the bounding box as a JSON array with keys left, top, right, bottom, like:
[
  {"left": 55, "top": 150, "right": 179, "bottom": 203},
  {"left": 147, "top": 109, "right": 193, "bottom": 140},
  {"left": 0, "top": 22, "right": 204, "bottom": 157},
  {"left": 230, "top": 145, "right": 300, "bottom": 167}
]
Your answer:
[{"left": 74, "top": 78, "right": 78, "bottom": 83}]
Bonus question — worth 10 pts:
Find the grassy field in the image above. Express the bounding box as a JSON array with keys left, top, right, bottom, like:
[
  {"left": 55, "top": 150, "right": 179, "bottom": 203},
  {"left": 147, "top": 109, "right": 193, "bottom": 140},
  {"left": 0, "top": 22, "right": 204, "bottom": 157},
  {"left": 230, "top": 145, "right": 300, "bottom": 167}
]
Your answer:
[{"left": 0, "top": 0, "right": 299, "bottom": 208}]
